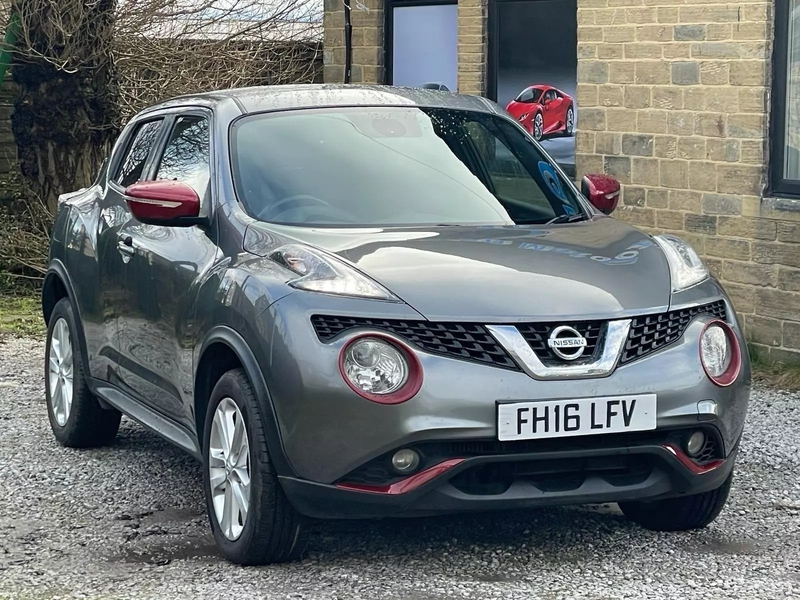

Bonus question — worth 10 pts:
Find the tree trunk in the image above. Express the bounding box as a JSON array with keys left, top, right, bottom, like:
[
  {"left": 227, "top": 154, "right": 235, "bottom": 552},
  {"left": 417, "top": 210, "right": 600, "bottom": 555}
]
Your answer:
[{"left": 10, "top": 0, "right": 119, "bottom": 213}]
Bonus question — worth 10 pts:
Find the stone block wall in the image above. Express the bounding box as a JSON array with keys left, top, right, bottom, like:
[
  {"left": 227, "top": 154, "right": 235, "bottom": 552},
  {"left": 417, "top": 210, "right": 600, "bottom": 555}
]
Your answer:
[{"left": 575, "top": 0, "right": 800, "bottom": 363}]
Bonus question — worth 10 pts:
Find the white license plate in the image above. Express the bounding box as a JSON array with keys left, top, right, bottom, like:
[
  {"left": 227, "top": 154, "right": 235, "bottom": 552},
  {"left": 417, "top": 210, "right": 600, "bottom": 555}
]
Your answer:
[{"left": 497, "top": 394, "right": 657, "bottom": 442}]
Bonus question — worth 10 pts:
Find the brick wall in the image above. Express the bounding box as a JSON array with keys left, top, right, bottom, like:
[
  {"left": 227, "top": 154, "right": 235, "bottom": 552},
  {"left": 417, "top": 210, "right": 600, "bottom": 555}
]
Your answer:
[
  {"left": 575, "top": 0, "right": 800, "bottom": 364},
  {"left": 457, "top": 0, "right": 488, "bottom": 94}
]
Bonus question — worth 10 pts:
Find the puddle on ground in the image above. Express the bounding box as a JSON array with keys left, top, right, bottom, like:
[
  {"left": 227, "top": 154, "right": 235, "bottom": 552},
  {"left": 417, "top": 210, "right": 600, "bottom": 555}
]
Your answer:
[
  {"left": 684, "top": 536, "right": 760, "bottom": 556},
  {"left": 115, "top": 535, "right": 220, "bottom": 565},
  {"left": 139, "top": 507, "right": 202, "bottom": 526}
]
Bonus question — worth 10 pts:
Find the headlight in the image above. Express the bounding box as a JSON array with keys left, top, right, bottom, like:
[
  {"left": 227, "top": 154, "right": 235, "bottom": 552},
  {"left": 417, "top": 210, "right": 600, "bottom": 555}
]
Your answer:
[
  {"left": 339, "top": 335, "right": 422, "bottom": 404},
  {"left": 654, "top": 234, "right": 709, "bottom": 292},
  {"left": 519, "top": 113, "right": 529, "bottom": 121},
  {"left": 699, "top": 320, "right": 741, "bottom": 387},
  {"left": 270, "top": 244, "right": 399, "bottom": 301}
]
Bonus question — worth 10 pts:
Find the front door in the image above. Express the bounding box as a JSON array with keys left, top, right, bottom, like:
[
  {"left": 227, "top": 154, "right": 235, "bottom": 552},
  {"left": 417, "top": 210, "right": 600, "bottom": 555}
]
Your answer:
[
  {"left": 542, "top": 89, "right": 561, "bottom": 134},
  {"left": 114, "top": 113, "right": 220, "bottom": 428},
  {"left": 97, "top": 118, "right": 167, "bottom": 382}
]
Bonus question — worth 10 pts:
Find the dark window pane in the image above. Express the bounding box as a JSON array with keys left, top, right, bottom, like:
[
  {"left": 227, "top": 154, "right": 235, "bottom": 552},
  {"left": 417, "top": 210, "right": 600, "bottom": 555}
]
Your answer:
[
  {"left": 155, "top": 116, "right": 211, "bottom": 200},
  {"left": 231, "top": 106, "right": 583, "bottom": 226},
  {"left": 116, "top": 120, "right": 163, "bottom": 187}
]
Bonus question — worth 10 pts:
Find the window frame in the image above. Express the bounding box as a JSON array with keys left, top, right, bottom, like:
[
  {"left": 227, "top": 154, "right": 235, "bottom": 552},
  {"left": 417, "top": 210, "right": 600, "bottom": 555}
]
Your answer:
[
  {"left": 769, "top": 1, "right": 800, "bottom": 198},
  {"left": 108, "top": 106, "right": 216, "bottom": 221}
]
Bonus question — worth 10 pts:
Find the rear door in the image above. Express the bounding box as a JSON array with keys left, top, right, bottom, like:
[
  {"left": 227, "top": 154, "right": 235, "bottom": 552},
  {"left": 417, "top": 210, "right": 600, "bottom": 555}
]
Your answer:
[{"left": 114, "top": 111, "right": 220, "bottom": 428}]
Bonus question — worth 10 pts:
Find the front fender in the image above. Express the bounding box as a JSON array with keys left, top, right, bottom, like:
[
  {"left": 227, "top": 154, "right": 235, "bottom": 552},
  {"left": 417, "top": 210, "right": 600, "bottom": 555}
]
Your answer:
[{"left": 192, "top": 256, "right": 299, "bottom": 475}]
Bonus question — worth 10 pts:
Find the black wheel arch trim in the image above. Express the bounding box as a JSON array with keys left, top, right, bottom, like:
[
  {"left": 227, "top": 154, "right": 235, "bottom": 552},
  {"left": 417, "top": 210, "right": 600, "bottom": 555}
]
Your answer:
[
  {"left": 197, "top": 325, "right": 297, "bottom": 478},
  {"left": 42, "top": 260, "right": 91, "bottom": 378}
]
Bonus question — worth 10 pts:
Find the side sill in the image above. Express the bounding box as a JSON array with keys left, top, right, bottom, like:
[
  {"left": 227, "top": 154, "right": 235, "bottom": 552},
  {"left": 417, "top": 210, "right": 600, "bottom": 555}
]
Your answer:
[{"left": 88, "top": 379, "right": 202, "bottom": 461}]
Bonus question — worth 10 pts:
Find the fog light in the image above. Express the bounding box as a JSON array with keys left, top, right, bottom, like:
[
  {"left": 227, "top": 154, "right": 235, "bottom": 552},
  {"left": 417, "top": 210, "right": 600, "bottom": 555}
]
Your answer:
[
  {"left": 685, "top": 431, "right": 706, "bottom": 457},
  {"left": 391, "top": 449, "right": 420, "bottom": 473}
]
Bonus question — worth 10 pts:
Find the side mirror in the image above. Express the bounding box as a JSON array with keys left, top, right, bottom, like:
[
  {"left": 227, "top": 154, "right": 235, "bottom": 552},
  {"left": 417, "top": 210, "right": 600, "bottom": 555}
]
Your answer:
[
  {"left": 124, "top": 180, "right": 201, "bottom": 226},
  {"left": 581, "top": 174, "right": 620, "bottom": 215}
]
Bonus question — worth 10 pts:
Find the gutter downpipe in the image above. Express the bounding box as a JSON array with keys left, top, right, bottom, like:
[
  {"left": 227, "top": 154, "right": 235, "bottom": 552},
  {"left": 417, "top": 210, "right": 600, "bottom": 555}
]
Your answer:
[
  {"left": 0, "top": 11, "right": 20, "bottom": 86},
  {"left": 343, "top": 0, "right": 352, "bottom": 83}
]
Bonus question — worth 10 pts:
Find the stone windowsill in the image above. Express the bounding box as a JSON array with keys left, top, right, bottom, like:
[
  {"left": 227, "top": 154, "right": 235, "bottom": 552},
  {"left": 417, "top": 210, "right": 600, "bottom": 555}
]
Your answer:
[{"left": 760, "top": 196, "right": 800, "bottom": 220}]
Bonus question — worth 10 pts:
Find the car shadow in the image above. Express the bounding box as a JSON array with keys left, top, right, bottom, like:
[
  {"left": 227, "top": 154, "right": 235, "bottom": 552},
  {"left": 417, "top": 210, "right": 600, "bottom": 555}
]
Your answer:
[{"left": 105, "top": 419, "right": 650, "bottom": 570}]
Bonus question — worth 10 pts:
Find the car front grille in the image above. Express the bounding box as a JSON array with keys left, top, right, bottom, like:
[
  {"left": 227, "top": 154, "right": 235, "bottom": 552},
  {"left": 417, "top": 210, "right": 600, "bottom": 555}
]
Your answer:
[
  {"left": 310, "top": 316, "right": 520, "bottom": 371},
  {"left": 311, "top": 300, "right": 727, "bottom": 372},
  {"left": 620, "top": 300, "right": 727, "bottom": 365},
  {"left": 516, "top": 321, "right": 605, "bottom": 365}
]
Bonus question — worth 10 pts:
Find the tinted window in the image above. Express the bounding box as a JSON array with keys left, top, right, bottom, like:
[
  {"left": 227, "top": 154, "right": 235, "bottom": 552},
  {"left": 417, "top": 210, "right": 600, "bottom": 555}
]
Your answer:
[
  {"left": 155, "top": 116, "right": 211, "bottom": 200},
  {"left": 516, "top": 88, "right": 542, "bottom": 103},
  {"left": 231, "top": 107, "right": 584, "bottom": 227},
  {"left": 115, "top": 120, "right": 163, "bottom": 187}
]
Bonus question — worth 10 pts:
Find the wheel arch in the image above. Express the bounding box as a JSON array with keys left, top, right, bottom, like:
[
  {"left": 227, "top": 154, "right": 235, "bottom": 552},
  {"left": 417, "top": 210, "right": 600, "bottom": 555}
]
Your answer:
[
  {"left": 42, "top": 261, "right": 91, "bottom": 376},
  {"left": 195, "top": 325, "right": 296, "bottom": 477}
]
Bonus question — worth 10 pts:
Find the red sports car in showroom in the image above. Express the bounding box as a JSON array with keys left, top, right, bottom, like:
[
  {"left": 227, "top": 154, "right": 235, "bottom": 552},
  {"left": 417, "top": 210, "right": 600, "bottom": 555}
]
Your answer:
[{"left": 506, "top": 85, "right": 575, "bottom": 142}]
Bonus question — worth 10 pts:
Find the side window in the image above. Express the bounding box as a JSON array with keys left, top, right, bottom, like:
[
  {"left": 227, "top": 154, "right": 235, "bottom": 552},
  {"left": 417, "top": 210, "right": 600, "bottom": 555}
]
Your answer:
[
  {"left": 155, "top": 116, "right": 211, "bottom": 201},
  {"left": 115, "top": 120, "right": 164, "bottom": 187}
]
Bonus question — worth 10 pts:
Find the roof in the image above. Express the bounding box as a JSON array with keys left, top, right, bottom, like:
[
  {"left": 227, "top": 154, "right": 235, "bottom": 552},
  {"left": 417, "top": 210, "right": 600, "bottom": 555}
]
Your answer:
[{"left": 142, "top": 84, "right": 505, "bottom": 116}]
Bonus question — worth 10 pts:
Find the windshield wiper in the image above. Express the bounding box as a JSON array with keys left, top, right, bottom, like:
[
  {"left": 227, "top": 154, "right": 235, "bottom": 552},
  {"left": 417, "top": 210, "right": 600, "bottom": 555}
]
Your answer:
[{"left": 545, "top": 213, "right": 587, "bottom": 225}]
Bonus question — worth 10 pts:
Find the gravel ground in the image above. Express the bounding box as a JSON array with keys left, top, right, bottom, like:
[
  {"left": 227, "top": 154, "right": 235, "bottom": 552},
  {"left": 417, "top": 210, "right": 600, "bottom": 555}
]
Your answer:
[{"left": 0, "top": 336, "right": 798, "bottom": 600}]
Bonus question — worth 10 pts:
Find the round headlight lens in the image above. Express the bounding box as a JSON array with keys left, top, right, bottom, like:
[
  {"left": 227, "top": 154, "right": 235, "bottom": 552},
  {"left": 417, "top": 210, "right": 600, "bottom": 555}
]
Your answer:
[
  {"left": 343, "top": 338, "right": 409, "bottom": 395},
  {"left": 700, "top": 324, "right": 731, "bottom": 378}
]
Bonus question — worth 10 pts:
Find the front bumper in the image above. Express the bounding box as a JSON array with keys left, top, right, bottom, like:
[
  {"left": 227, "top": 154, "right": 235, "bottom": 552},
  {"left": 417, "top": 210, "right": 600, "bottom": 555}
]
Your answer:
[
  {"left": 279, "top": 437, "right": 739, "bottom": 519},
  {"left": 254, "top": 283, "right": 750, "bottom": 518}
]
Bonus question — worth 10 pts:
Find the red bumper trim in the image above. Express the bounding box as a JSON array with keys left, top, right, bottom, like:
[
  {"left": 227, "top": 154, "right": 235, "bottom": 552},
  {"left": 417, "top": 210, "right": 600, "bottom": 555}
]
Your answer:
[
  {"left": 336, "top": 458, "right": 465, "bottom": 495},
  {"left": 663, "top": 443, "right": 724, "bottom": 475}
]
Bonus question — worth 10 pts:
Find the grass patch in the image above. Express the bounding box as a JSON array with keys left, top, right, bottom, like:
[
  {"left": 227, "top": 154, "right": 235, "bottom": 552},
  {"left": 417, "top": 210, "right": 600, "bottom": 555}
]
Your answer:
[
  {"left": 0, "top": 294, "right": 44, "bottom": 338},
  {"left": 749, "top": 343, "right": 800, "bottom": 391}
]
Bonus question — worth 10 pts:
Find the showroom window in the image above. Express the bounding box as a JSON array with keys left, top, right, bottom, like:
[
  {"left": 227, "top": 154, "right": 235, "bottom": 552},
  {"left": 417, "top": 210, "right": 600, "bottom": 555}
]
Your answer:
[
  {"left": 487, "top": 0, "right": 577, "bottom": 177},
  {"left": 770, "top": 0, "right": 800, "bottom": 197},
  {"left": 385, "top": 0, "right": 458, "bottom": 93}
]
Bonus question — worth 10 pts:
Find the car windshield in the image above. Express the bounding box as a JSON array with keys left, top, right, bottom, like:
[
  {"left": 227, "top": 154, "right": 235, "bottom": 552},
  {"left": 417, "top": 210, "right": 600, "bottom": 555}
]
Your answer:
[
  {"left": 516, "top": 88, "right": 543, "bottom": 103},
  {"left": 230, "top": 106, "right": 585, "bottom": 227}
]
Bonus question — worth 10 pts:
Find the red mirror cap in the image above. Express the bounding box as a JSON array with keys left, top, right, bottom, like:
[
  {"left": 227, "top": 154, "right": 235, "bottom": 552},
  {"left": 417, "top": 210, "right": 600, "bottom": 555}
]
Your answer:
[
  {"left": 581, "top": 174, "right": 620, "bottom": 215},
  {"left": 124, "top": 181, "right": 200, "bottom": 223}
]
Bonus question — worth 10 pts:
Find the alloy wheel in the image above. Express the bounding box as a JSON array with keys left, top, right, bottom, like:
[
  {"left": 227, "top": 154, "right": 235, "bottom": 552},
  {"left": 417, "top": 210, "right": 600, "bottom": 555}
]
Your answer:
[
  {"left": 209, "top": 397, "right": 251, "bottom": 541},
  {"left": 534, "top": 114, "right": 543, "bottom": 140},
  {"left": 48, "top": 318, "right": 74, "bottom": 427},
  {"left": 566, "top": 108, "right": 574, "bottom": 134}
]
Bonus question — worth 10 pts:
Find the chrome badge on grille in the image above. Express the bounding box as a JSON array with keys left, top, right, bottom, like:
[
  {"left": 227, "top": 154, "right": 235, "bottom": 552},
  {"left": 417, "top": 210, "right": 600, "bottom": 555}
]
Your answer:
[{"left": 547, "top": 325, "right": 588, "bottom": 361}]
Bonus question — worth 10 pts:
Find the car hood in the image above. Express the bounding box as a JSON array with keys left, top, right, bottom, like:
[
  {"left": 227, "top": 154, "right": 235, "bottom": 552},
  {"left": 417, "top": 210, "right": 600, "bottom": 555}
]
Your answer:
[{"left": 244, "top": 217, "right": 672, "bottom": 322}]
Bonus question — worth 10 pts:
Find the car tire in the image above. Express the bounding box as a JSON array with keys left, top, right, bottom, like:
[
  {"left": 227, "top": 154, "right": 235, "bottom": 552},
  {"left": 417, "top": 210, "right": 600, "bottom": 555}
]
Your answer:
[
  {"left": 533, "top": 112, "right": 544, "bottom": 141},
  {"left": 565, "top": 106, "right": 574, "bottom": 136},
  {"left": 45, "top": 298, "right": 122, "bottom": 448},
  {"left": 619, "top": 470, "right": 734, "bottom": 531},
  {"left": 202, "top": 368, "right": 308, "bottom": 565}
]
